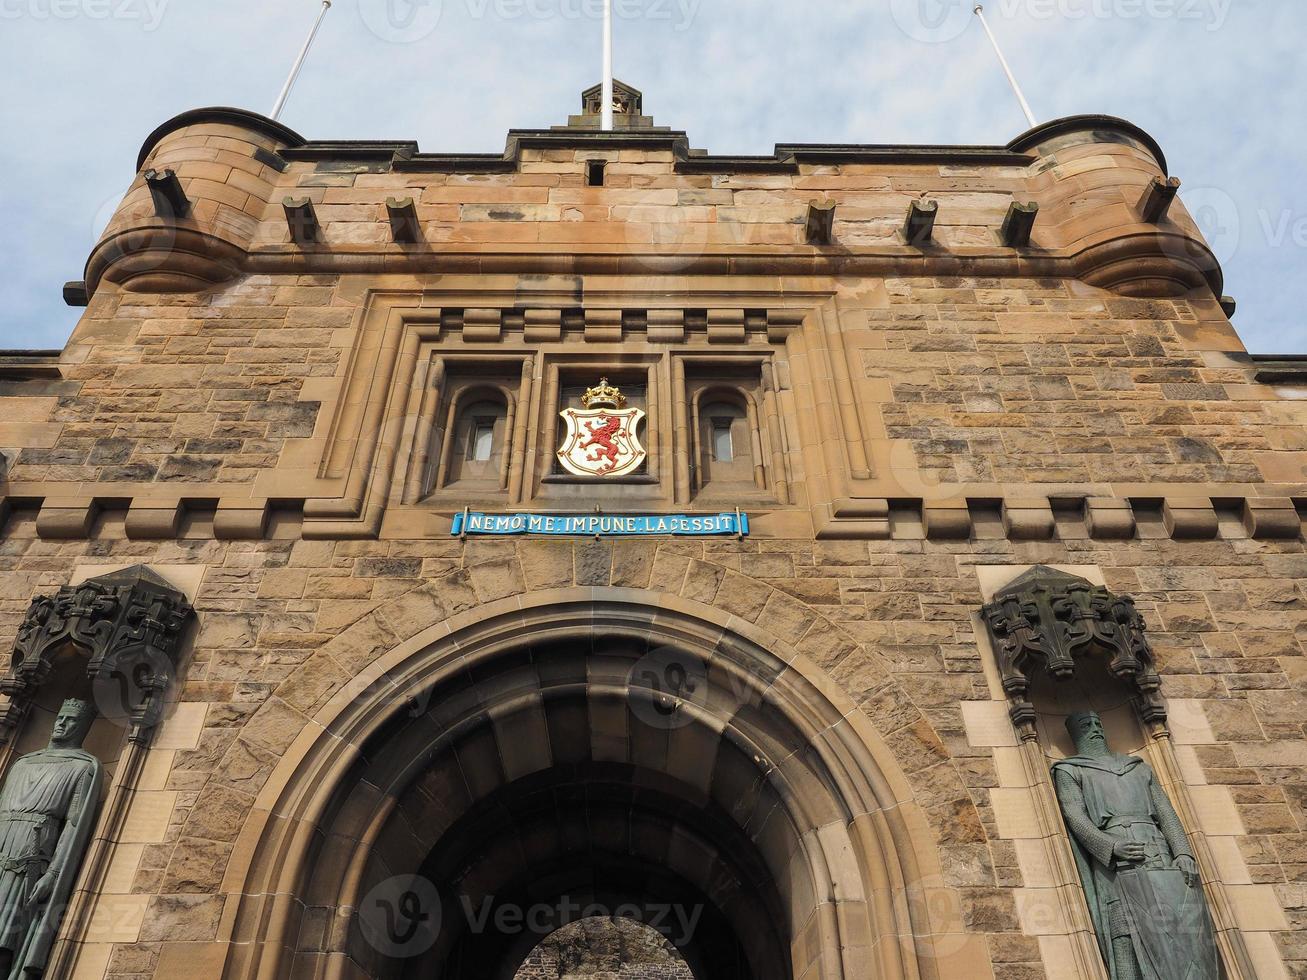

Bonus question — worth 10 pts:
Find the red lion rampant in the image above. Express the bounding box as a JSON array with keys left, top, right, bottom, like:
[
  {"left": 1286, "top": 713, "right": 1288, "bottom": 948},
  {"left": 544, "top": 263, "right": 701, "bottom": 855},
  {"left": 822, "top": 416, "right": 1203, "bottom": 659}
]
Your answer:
[{"left": 580, "top": 415, "right": 623, "bottom": 472}]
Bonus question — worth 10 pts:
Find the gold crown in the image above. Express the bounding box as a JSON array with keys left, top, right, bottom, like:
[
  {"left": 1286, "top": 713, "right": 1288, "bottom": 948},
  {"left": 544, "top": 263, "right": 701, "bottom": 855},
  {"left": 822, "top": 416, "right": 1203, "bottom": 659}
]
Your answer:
[{"left": 581, "top": 378, "right": 626, "bottom": 410}]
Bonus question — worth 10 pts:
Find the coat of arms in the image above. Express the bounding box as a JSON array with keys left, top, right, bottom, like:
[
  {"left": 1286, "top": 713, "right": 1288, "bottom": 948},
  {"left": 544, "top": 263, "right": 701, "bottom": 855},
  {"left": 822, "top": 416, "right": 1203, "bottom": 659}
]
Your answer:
[{"left": 557, "top": 378, "right": 647, "bottom": 477}]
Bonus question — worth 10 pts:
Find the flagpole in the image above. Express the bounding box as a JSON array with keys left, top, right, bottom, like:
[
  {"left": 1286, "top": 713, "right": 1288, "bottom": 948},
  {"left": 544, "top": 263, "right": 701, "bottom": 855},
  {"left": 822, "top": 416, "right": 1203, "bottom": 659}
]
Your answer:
[
  {"left": 974, "top": 4, "right": 1037, "bottom": 129},
  {"left": 271, "top": 0, "right": 332, "bottom": 122},
  {"left": 601, "top": 0, "right": 614, "bottom": 131}
]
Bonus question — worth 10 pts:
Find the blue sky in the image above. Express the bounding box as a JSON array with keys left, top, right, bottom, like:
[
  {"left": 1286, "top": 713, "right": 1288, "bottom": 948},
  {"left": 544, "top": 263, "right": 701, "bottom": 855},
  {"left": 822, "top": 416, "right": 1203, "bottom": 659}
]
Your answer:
[{"left": 1, "top": 0, "right": 1303, "bottom": 352}]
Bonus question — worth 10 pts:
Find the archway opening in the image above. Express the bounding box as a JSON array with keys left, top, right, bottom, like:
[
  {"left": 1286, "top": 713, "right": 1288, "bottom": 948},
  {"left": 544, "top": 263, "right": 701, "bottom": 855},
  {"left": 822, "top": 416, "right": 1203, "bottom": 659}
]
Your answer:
[
  {"left": 226, "top": 597, "right": 944, "bottom": 980},
  {"left": 407, "top": 760, "right": 777, "bottom": 980},
  {"left": 513, "top": 916, "right": 695, "bottom": 979}
]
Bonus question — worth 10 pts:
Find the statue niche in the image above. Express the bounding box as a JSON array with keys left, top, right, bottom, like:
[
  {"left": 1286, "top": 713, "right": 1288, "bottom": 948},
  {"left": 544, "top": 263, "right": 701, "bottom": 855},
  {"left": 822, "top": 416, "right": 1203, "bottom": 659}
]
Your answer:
[
  {"left": 1054, "top": 712, "right": 1219, "bottom": 980},
  {"left": 982, "top": 568, "right": 1224, "bottom": 980},
  {"left": 0, "top": 698, "right": 102, "bottom": 979},
  {"left": 0, "top": 565, "right": 192, "bottom": 977}
]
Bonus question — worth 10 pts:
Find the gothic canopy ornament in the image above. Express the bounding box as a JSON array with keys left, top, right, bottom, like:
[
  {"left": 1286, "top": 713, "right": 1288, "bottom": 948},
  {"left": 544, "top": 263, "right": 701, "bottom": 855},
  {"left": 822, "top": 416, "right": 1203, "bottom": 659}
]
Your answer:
[
  {"left": 981, "top": 566, "right": 1165, "bottom": 732},
  {"left": 0, "top": 565, "right": 193, "bottom": 745}
]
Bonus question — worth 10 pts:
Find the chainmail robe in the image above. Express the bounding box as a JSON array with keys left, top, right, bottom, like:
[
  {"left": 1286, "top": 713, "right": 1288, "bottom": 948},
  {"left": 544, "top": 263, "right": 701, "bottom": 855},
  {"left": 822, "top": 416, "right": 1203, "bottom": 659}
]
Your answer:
[
  {"left": 0, "top": 746, "right": 99, "bottom": 977},
  {"left": 1053, "top": 753, "right": 1217, "bottom": 980}
]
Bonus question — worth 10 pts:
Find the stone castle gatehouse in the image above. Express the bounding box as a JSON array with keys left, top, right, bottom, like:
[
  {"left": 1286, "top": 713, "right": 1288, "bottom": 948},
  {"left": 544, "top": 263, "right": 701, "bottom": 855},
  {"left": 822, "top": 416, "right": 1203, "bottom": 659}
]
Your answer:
[{"left": 0, "top": 85, "right": 1302, "bottom": 980}]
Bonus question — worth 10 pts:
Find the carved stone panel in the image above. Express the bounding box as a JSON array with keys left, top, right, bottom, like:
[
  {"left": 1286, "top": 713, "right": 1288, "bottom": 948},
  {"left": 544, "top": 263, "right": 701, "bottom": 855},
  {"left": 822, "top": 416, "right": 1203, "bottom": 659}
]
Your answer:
[
  {"left": 981, "top": 566, "right": 1164, "bottom": 733},
  {"left": 0, "top": 565, "right": 193, "bottom": 746}
]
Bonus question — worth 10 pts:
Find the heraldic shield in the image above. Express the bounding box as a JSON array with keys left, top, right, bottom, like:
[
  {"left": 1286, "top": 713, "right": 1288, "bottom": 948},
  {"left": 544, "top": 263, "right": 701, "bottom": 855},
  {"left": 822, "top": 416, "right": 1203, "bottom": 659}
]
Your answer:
[{"left": 557, "top": 378, "right": 647, "bottom": 477}]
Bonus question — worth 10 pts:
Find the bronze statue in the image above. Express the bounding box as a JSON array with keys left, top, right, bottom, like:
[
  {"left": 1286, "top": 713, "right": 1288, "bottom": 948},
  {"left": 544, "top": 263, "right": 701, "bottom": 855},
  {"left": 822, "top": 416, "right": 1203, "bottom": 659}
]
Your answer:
[
  {"left": 0, "top": 699, "right": 103, "bottom": 979},
  {"left": 1053, "top": 712, "right": 1219, "bottom": 980}
]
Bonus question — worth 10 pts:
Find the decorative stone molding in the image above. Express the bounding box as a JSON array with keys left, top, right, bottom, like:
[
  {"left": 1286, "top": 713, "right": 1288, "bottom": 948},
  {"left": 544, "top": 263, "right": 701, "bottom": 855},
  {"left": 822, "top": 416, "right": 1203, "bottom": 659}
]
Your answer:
[
  {"left": 6, "top": 491, "right": 1306, "bottom": 543},
  {"left": 981, "top": 565, "right": 1164, "bottom": 733},
  {"left": 0, "top": 565, "right": 193, "bottom": 745}
]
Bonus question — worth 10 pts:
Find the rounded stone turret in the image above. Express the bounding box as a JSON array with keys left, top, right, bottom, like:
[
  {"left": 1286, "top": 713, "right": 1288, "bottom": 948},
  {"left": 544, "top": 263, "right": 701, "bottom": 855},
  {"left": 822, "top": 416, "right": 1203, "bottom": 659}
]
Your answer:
[
  {"left": 1007, "top": 115, "right": 1222, "bottom": 297},
  {"left": 83, "top": 107, "right": 303, "bottom": 296}
]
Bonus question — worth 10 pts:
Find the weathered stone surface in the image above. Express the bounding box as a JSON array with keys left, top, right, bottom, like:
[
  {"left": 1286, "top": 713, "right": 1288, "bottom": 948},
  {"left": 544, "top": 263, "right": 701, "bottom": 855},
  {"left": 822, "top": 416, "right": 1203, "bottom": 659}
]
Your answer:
[
  {"left": 137, "top": 894, "right": 226, "bottom": 942},
  {"left": 520, "top": 540, "right": 576, "bottom": 590}
]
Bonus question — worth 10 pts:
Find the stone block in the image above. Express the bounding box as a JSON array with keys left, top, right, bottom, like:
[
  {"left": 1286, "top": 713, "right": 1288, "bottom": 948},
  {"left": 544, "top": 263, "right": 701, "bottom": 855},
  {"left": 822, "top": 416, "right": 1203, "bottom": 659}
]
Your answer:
[
  {"left": 1163, "top": 497, "right": 1219, "bottom": 540},
  {"left": 125, "top": 498, "right": 184, "bottom": 539},
  {"left": 35, "top": 497, "right": 96, "bottom": 539},
  {"left": 1002, "top": 498, "right": 1055, "bottom": 541},
  {"left": 924, "top": 501, "right": 971, "bottom": 540},
  {"left": 1085, "top": 497, "right": 1136, "bottom": 539},
  {"left": 1243, "top": 497, "right": 1301, "bottom": 540},
  {"left": 213, "top": 498, "right": 269, "bottom": 540},
  {"left": 523, "top": 308, "right": 562, "bottom": 342}
]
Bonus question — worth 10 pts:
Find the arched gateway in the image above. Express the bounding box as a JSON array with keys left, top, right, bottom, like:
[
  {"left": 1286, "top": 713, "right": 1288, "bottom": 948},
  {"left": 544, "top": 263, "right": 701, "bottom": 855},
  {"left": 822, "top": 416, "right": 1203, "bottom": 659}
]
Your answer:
[{"left": 216, "top": 590, "right": 957, "bottom": 980}]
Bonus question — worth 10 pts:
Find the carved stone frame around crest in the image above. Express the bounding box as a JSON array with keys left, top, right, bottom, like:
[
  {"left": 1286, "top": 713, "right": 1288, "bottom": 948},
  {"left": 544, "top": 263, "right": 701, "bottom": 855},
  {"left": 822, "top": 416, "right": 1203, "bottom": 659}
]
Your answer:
[{"left": 978, "top": 565, "right": 1260, "bottom": 980}]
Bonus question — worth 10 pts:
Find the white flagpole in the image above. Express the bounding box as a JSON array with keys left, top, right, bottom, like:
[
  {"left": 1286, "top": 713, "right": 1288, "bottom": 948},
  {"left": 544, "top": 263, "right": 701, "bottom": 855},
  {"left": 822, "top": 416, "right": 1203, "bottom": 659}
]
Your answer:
[
  {"left": 974, "top": 4, "right": 1037, "bottom": 129},
  {"left": 271, "top": 1, "right": 333, "bottom": 121},
  {"left": 601, "top": 0, "right": 614, "bottom": 131}
]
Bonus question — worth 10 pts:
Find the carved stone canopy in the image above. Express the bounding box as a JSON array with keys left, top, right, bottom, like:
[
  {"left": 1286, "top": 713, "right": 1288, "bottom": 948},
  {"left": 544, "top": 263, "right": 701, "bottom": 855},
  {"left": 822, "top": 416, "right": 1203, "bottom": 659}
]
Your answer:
[
  {"left": 981, "top": 566, "right": 1165, "bottom": 732},
  {"left": 0, "top": 565, "right": 193, "bottom": 745}
]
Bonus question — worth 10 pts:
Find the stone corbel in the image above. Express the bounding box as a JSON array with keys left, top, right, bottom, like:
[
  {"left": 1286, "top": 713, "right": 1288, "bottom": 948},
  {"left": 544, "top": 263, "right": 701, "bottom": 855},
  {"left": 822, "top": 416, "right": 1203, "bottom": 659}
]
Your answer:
[
  {"left": 0, "top": 565, "right": 193, "bottom": 747},
  {"left": 981, "top": 566, "right": 1164, "bottom": 735}
]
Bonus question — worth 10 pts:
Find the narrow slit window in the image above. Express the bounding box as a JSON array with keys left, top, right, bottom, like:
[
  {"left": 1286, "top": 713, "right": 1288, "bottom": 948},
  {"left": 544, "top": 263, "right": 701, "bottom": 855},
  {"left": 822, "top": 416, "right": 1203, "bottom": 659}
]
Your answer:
[
  {"left": 587, "top": 161, "right": 607, "bottom": 187},
  {"left": 470, "top": 417, "right": 496, "bottom": 462},
  {"left": 711, "top": 417, "right": 734, "bottom": 462}
]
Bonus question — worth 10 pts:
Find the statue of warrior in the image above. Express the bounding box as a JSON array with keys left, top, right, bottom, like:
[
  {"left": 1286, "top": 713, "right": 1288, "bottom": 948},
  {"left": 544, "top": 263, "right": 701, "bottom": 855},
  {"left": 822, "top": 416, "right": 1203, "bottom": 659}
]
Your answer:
[
  {"left": 0, "top": 699, "right": 103, "bottom": 979},
  {"left": 1053, "top": 712, "right": 1219, "bottom": 980}
]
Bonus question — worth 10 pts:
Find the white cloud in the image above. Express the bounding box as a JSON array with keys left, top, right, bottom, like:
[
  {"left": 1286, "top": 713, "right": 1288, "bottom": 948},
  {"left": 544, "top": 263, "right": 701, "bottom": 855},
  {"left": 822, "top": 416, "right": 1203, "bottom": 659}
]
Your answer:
[{"left": 0, "top": 0, "right": 1302, "bottom": 351}]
